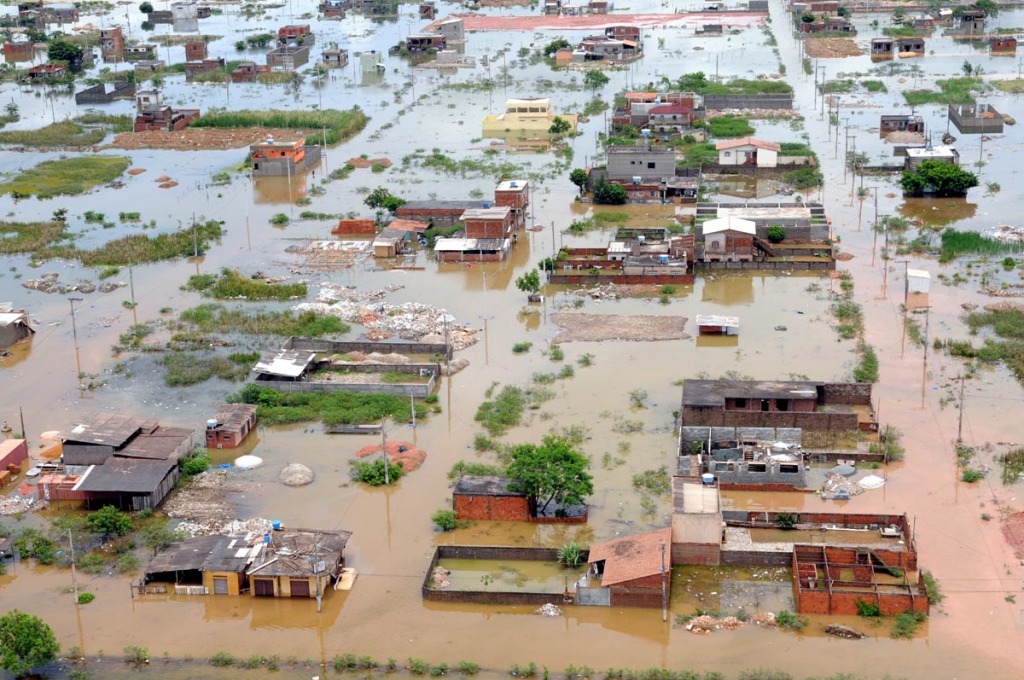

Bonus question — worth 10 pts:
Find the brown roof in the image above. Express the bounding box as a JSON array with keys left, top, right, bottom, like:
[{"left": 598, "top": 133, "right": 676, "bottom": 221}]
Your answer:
[
  {"left": 387, "top": 218, "right": 430, "bottom": 234},
  {"left": 246, "top": 529, "right": 351, "bottom": 578},
  {"left": 62, "top": 413, "right": 156, "bottom": 447},
  {"left": 117, "top": 427, "right": 195, "bottom": 461},
  {"left": 332, "top": 219, "right": 376, "bottom": 235},
  {"left": 210, "top": 403, "right": 258, "bottom": 434},
  {"left": 715, "top": 137, "right": 782, "bottom": 152},
  {"left": 588, "top": 527, "right": 671, "bottom": 586}
]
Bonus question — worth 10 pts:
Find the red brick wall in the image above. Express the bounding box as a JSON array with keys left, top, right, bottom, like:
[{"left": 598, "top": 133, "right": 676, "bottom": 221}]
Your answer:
[
  {"left": 494, "top": 189, "right": 528, "bottom": 210},
  {"left": 548, "top": 273, "right": 693, "bottom": 285},
  {"left": 438, "top": 252, "right": 503, "bottom": 263},
  {"left": 464, "top": 217, "right": 511, "bottom": 239},
  {"left": 334, "top": 219, "right": 376, "bottom": 235},
  {"left": 0, "top": 440, "right": 28, "bottom": 469},
  {"left": 610, "top": 586, "right": 664, "bottom": 608},
  {"left": 453, "top": 494, "right": 531, "bottom": 521}
]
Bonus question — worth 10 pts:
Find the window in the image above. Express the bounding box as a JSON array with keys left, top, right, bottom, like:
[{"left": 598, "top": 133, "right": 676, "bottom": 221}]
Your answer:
[
  {"left": 711, "top": 240, "right": 720, "bottom": 250},
  {"left": 748, "top": 463, "right": 767, "bottom": 473},
  {"left": 647, "top": 162, "right": 655, "bottom": 169},
  {"left": 734, "top": 398, "right": 747, "bottom": 409},
  {"left": 213, "top": 576, "right": 228, "bottom": 595},
  {"left": 724, "top": 151, "right": 731, "bottom": 157}
]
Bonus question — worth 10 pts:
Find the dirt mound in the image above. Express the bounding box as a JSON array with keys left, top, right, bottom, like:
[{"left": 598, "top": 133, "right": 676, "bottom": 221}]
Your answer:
[
  {"left": 984, "top": 301, "right": 1024, "bottom": 313},
  {"left": 127, "top": 168, "right": 147, "bottom": 175},
  {"left": 804, "top": 38, "right": 862, "bottom": 59},
  {"left": 835, "top": 252, "right": 855, "bottom": 261},
  {"left": 108, "top": 127, "right": 320, "bottom": 151},
  {"left": 346, "top": 157, "right": 393, "bottom": 169},
  {"left": 551, "top": 313, "right": 689, "bottom": 343},
  {"left": 280, "top": 463, "right": 314, "bottom": 486},
  {"left": 355, "top": 440, "right": 427, "bottom": 472}
]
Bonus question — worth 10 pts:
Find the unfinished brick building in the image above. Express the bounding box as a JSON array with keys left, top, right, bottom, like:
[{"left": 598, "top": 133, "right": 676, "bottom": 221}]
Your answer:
[
  {"left": 793, "top": 545, "right": 929, "bottom": 615},
  {"left": 453, "top": 475, "right": 587, "bottom": 523}
]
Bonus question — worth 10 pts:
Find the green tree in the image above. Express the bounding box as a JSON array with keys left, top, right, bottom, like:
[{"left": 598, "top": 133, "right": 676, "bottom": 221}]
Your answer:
[
  {"left": 515, "top": 269, "right": 540, "bottom": 296},
  {"left": 569, "top": 168, "right": 588, "bottom": 195},
  {"left": 46, "top": 39, "right": 84, "bottom": 68},
  {"left": 364, "top": 187, "right": 406, "bottom": 224},
  {"left": 593, "top": 178, "right": 627, "bottom": 205},
  {"left": 0, "top": 610, "right": 60, "bottom": 678},
  {"left": 86, "top": 505, "right": 133, "bottom": 537},
  {"left": 583, "top": 70, "right": 610, "bottom": 91},
  {"left": 543, "top": 38, "right": 571, "bottom": 57},
  {"left": 900, "top": 160, "right": 979, "bottom": 197},
  {"left": 767, "top": 226, "right": 786, "bottom": 243},
  {"left": 139, "top": 1, "right": 154, "bottom": 13},
  {"left": 506, "top": 435, "right": 594, "bottom": 514},
  {"left": 974, "top": 0, "right": 999, "bottom": 17},
  {"left": 548, "top": 115, "right": 572, "bottom": 137}
]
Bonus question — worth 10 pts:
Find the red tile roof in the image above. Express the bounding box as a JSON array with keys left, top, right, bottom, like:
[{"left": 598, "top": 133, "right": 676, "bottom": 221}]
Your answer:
[{"left": 588, "top": 527, "right": 671, "bottom": 586}]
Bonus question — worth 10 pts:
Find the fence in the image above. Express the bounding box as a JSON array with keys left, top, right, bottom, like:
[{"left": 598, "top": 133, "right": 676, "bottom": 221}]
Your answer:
[
  {"left": 704, "top": 94, "right": 793, "bottom": 110},
  {"left": 283, "top": 336, "right": 451, "bottom": 359},
  {"left": 256, "top": 363, "right": 439, "bottom": 398}
]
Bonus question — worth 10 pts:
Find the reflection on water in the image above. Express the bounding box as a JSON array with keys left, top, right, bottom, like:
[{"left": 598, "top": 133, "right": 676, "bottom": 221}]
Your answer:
[
  {"left": 437, "top": 558, "right": 585, "bottom": 594},
  {"left": 252, "top": 174, "right": 312, "bottom": 205},
  {"left": 0, "top": 336, "right": 33, "bottom": 369},
  {"left": 898, "top": 197, "right": 978, "bottom": 227},
  {"left": 701, "top": 275, "right": 755, "bottom": 306}
]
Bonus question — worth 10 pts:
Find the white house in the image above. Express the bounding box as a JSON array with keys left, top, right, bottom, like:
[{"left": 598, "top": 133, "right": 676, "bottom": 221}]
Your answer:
[
  {"left": 700, "top": 216, "right": 757, "bottom": 262},
  {"left": 715, "top": 137, "right": 781, "bottom": 168}
]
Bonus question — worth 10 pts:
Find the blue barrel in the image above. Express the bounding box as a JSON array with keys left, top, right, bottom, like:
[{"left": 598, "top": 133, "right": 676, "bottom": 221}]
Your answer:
[{"left": 272, "top": 520, "right": 282, "bottom": 531}]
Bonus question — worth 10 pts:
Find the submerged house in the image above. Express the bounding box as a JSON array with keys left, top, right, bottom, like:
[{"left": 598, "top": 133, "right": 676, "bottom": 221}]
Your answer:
[
  {"left": 482, "top": 98, "right": 577, "bottom": 136},
  {"left": 580, "top": 527, "right": 672, "bottom": 607},
  {"left": 0, "top": 306, "right": 33, "bottom": 347},
  {"left": 715, "top": 137, "right": 780, "bottom": 168},
  {"left": 205, "top": 403, "right": 257, "bottom": 449},
  {"left": 249, "top": 138, "right": 322, "bottom": 176},
  {"left": 452, "top": 475, "right": 587, "bottom": 523}
]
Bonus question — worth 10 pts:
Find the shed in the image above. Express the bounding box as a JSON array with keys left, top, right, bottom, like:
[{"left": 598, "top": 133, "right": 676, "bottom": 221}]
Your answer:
[
  {"left": 145, "top": 534, "right": 253, "bottom": 594},
  {"left": 695, "top": 314, "right": 739, "bottom": 336},
  {"left": 75, "top": 457, "right": 178, "bottom": 511},
  {"left": 580, "top": 527, "right": 671, "bottom": 607},
  {"left": 372, "top": 227, "right": 407, "bottom": 258},
  {"left": 247, "top": 528, "right": 351, "bottom": 598},
  {"left": 205, "top": 403, "right": 258, "bottom": 449},
  {"left": 0, "top": 308, "right": 33, "bottom": 347},
  {"left": 905, "top": 269, "right": 930, "bottom": 310},
  {"left": 715, "top": 137, "right": 780, "bottom": 168},
  {"left": 453, "top": 475, "right": 531, "bottom": 521},
  {"left": 0, "top": 439, "right": 28, "bottom": 473}
]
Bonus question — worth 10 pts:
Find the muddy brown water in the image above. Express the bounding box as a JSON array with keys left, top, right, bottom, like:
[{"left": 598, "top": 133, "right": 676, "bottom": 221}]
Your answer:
[{"left": 3, "top": 1, "right": 1024, "bottom": 678}]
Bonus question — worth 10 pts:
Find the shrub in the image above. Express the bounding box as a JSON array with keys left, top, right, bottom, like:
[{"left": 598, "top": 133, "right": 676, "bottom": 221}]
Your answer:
[
  {"left": 512, "top": 342, "right": 533, "bottom": 354},
  {"left": 76, "top": 593, "right": 95, "bottom": 605},
  {"left": 86, "top": 506, "right": 133, "bottom": 537},
  {"left": 457, "top": 661, "right": 481, "bottom": 675},
  {"left": 775, "top": 512, "right": 797, "bottom": 529},
  {"left": 209, "top": 651, "right": 235, "bottom": 667},
  {"left": 961, "top": 468, "right": 984, "bottom": 483},
  {"left": 124, "top": 646, "right": 148, "bottom": 664},
  {"left": 432, "top": 510, "right": 457, "bottom": 532},
  {"left": 774, "top": 610, "right": 806, "bottom": 630},
  {"left": 891, "top": 611, "right": 926, "bottom": 639},
  {"left": 558, "top": 541, "right": 583, "bottom": 567},
  {"left": 269, "top": 213, "right": 289, "bottom": 226},
  {"left": 350, "top": 459, "right": 404, "bottom": 486},
  {"left": 855, "top": 600, "right": 881, "bottom": 617},
  {"left": 767, "top": 226, "right": 786, "bottom": 243},
  {"left": 409, "top": 658, "right": 430, "bottom": 675},
  {"left": 182, "top": 451, "right": 211, "bottom": 476}
]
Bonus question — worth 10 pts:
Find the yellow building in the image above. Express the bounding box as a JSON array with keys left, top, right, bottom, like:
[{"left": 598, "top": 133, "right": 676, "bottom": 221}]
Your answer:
[{"left": 482, "top": 98, "right": 578, "bottom": 136}]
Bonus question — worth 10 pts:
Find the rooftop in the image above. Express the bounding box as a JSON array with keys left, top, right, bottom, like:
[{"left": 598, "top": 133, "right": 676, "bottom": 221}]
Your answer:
[
  {"left": 247, "top": 529, "right": 351, "bottom": 578},
  {"left": 495, "top": 179, "right": 528, "bottom": 192},
  {"left": 75, "top": 458, "right": 176, "bottom": 494},
  {"left": 254, "top": 350, "right": 315, "bottom": 378},
  {"left": 703, "top": 216, "right": 756, "bottom": 236},
  {"left": 587, "top": 527, "right": 671, "bottom": 586},
  {"left": 906, "top": 145, "right": 957, "bottom": 159},
  {"left": 715, "top": 137, "right": 782, "bottom": 152},
  {"left": 118, "top": 427, "right": 194, "bottom": 461},
  {"left": 210, "top": 403, "right": 258, "bottom": 433},
  {"left": 461, "top": 206, "right": 511, "bottom": 220},
  {"left": 683, "top": 379, "right": 826, "bottom": 407},
  {"left": 453, "top": 475, "right": 525, "bottom": 496},
  {"left": 62, "top": 413, "right": 156, "bottom": 447},
  {"left": 695, "top": 315, "right": 740, "bottom": 328},
  {"left": 146, "top": 534, "right": 256, "bottom": 574},
  {"left": 433, "top": 238, "right": 507, "bottom": 252},
  {"left": 673, "top": 478, "right": 721, "bottom": 515},
  {"left": 400, "top": 200, "right": 482, "bottom": 211}
]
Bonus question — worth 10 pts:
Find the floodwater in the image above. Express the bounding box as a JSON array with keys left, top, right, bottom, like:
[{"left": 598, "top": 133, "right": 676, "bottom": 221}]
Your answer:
[
  {"left": 436, "top": 558, "right": 587, "bottom": 593},
  {"left": 2, "top": 1, "right": 1024, "bottom": 678}
]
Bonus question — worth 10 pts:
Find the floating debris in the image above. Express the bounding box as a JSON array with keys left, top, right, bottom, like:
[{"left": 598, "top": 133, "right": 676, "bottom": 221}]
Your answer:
[{"left": 535, "top": 603, "right": 563, "bottom": 617}]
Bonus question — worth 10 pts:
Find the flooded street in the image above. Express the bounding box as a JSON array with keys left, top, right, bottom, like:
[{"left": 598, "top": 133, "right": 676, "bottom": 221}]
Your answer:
[{"left": 3, "top": 1, "right": 1024, "bottom": 678}]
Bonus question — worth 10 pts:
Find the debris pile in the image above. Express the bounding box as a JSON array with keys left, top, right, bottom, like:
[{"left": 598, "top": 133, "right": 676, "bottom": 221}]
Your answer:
[
  {"left": 163, "top": 470, "right": 262, "bottom": 530},
  {"left": 535, "top": 603, "right": 563, "bottom": 617},
  {"left": 988, "top": 225, "right": 1024, "bottom": 244},
  {"left": 820, "top": 471, "right": 864, "bottom": 500},
  {"left": 174, "top": 517, "right": 274, "bottom": 538},
  {"left": 431, "top": 565, "right": 451, "bottom": 589},
  {"left": 280, "top": 463, "right": 314, "bottom": 486},
  {"left": 355, "top": 441, "right": 427, "bottom": 472},
  {"left": 750, "top": 612, "right": 776, "bottom": 628},
  {"left": 824, "top": 623, "right": 865, "bottom": 639},
  {"left": 685, "top": 615, "right": 744, "bottom": 634},
  {"left": 22, "top": 273, "right": 127, "bottom": 295},
  {"left": 295, "top": 283, "right": 478, "bottom": 349},
  {"left": 0, "top": 495, "right": 37, "bottom": 515},
  {"left": 567, "top": 283, "right": 661, "bottom": 300}
]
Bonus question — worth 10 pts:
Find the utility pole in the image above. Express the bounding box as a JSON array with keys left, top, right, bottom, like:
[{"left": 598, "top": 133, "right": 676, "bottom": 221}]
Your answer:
[
  {"left": 381, "top": 419, "right": 390, "bottom": 486},
  {"left": 660, "top": 542, "right": 668, "bottom": 623},
  {"left": 68, "top": 529, "right": 79, "bottom": 602},
  {"left": 128, "top": 262, "right": 137, "bottom": 325},
  {"left": 957, "top": 374, "right": 966, "bottom": 443},
  {"left": 68, "top": 296, "right": 83, "bottom": 378}
]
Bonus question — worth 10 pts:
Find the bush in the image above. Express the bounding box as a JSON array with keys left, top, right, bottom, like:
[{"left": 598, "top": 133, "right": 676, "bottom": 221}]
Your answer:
[
  {"left": 86, "top": 506, "right": 133, "bottom": 537},
  {"left": 76, "top": 593, "right": 95, "bottom": 605},
  {"left": 961, "top": 468, "right": 984, "bottom": 483},
  {"left": 891, "top": 611, "right": 926, "bottom": 639},
  {"left": 182, "top": 451, "right": 211, "bottom": 476},
  {"left": 855, "top": 600, "right": 881, "bottom": 617},
  {"left": 767, "top": 226, "right": 786, "bottom": 243},
  {"left": 558, "top": 541, "right": 583, "bottom": 567},
  {"left": 457, "top": 661, "right": 481, "bottom": 675},
  {"left": 124, "top": 646, "right": 148, "bottom": 664},
  {"left": 512, "top": 342, "right": 532, "bottom": 354},
  {"left": 349, "top": 459, "right": 404, "bottom": 486},
  {"left": 409, "top": 658, "right": 430, "bottom": 675},
  {"left": 774, "top": 610, "right": 806, "bottom": 630},
  {"left": 432, "top": 510, "right": 457, "bottom": 532},
  {"left": 209, "top": 651, "right": 235, "bottom": 667}
]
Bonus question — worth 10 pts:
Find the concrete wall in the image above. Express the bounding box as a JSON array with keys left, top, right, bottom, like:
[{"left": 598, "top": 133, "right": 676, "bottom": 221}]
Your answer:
[
  {"left": 255, "top": 365, "right": 437, "bottom": 398},
  {"left": 438, "top": 251, "right": 504, "bottom": 263},
  {"left": 548, "top": 273, "right": 694, "bottom": 285},
  {"left": 681, "top": 406, "right": 858, "bottom": 431},
  {"left": 704, "top": 94, "right": 793, "bottom": 110},
  {"left": 671, "top": 542, "right": 721, "bottom": 565},
  {"left": 948, "top": 103, "right": 1004, "bottom": 134},
  {"left": 283, "top": 337, "right": 450, "bottom": 358},
  {"left": 719, "top": 549, "right": 793, "bottom": 567},
  {"left": 821, "top": 382, "right": 872, "bottom": 405},
  {"left": 707, "top": 459, "right": 805, "bottom": 488},
  {"left": 203, "top": 570, "right": 244, "bottom": 596}
]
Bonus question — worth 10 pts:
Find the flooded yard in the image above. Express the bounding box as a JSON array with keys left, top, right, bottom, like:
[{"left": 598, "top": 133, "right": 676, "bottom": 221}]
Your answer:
[{"left": 2, "top": 0, "right": 1024, "bottom": 678}]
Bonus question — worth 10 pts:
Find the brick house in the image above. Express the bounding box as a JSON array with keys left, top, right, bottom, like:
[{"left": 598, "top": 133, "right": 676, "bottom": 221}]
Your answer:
[
  {"left": 27, "top": 63, "right": 65, "bottom": 80},
  {"left": 134, "top": 106, "right": 200, "bottom": 132},
  {"left": 715, "top": 137, "right": 780, "bottom": 167},
  {"left": 453, "top": 475, "right": 531, "bottom": 521},
  {"left": 250, "top": 138, "right": 322, "bottom": 176},
  {"left": 99, "top": 27, "right": 124, "bottom": 60},
  {"left": 2, "top": 41, "right": 34, "bottom": 61},
  {"left": 278, "top": 24, "right": 314, "bottom": 47},
  {"left": 494, "top": 180, "right": 529, "bottom": 229},
  {"left": 266, "top": 45, "right": 309, "bottom": 70},
  {"left": 396, "top": 200, "right": 480, "bottom": 227},
  {"left": 581, "top": 527, "right": 672, "bottom": 607},
  {"left": 322, "top": 47, "right": 348, "bottom": 68},
  {"left": 185, "top": 57, "right": 225, "bottom": 81},
  {"left": 680, "top": 379, "right": 877, "bottom": 433},
  {"left": 205, "top": 403, "right": 257, "bottom": 449},
  {"left": 671, "top": 478, "right": 723, "bottom": 565},
  {"left": 462, "top": 206, "right": 512, "bottom": 240},
  {"left": 184, "top": 41, "right": 208, "bottom": 61},
  {"left": 605, "top": 25, "right": 640, "bottom": 42},
  {"left": 231, "top": 61, "right": 270, "bottom": 82}
]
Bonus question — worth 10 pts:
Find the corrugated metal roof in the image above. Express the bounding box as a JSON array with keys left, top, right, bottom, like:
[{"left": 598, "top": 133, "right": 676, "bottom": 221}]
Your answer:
[
  {"left": 254, "top": 350, "right": 315, "bottom": 378},
  {"left": 703, "top": 217, "right": 756, "bottom": 236},
  {"left": 433, "top": 238, "right": 507, "bottom": 252},
  {"left": 247, "top": 529, "right": 351, "bottom": 578},
  {"left": 76, "top": 458, "right": 175, "bottom": 493},
  {"left": 62, "top": 413, "right": 156, "bottom": 447},
  {"left": 695, "top": 315, "right": 740, "bottom": 328}
]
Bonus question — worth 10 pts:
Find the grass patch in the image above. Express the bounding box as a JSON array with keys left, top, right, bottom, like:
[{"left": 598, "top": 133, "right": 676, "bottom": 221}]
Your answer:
[
  {"left": 160, "top": 352, "right": 252, "bottom": 387},
  {"left": 964, "top": 309, "right": 1024, "bottom": 385},
  {"left": 891, "top": 611, "right": 926, "bottom": 639},
  {"left": 38, "top": 220, "right": 223, "bottom": 267},
  {"left": 512, "top": 342, "right": 532, "bottom": 354},
  {"left": 922, "top": 570, "right": 942, "bottom": 603},
  {"left": 707, "top": 115, "right": 754, "bottom": 138},
  {"left": 994, "top": 79, "right": 1024, "bottom": 94},
  {"left": 0, "top": 155, "right": 130, "bottom": 198},
  {"left": 175, "top": 303, "right": 347, "bottom": 338},
  {"left": 861, "top": 80, "right": 888, "bottom": 93},
  {"left": 230, "top": 383, "right": 425, "bottom": 426},
  {"left": 191, "top": 108, "right": 367, "bottom": 146},
  {"left": 0, "top": 220, "right": 67, "bottom": 254},
  {"left": 852, "top": 341, "right": 879, "bottom": 383},
  {"left": 631, "top": 466, "right": 671, "bottom": 495},
  {"left": 677, "top": 141, "right": 718, "bottom": 169},
  {"left": 0, "top": 115, "right": 130, "bottom": 148},
  {"left": 1000, "top": 448, "right": 1024, "bottom": 485},
  {"left": 475, "top": 385, "right": 527, "bottom": 436},
  {"left": 185, "top": 269, "right": 307, "bottom": 301},
  {"left": 940, "top": 229, "right": 1019, "bottom": 262},
  {"left": 904, "top": 77, "right": 984, "bottom": 106}
]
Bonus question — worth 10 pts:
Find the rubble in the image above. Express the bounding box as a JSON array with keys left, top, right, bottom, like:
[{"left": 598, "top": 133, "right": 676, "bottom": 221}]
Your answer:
[
  {"left": 0, "top": 495, "right": 38, "bottom": 515},
  {"left": 566, "top": 283, "right": 661, "bottom": 300},
  {"left": 824, "top": 623, "right": 865, "bottom": 639},
  {"left": 295, "top": 283, "right": 479, "bottom": 349},
  {"left": 820, "top": 471, "right": 864, "bottom": 500},
  {"left": 431, "top": 565, "right": 451, "bottom": 589},
  {"left": 21, "top": 272, "right": 126, "bottom": 295},
  {"left": 535, "top": 603, "right": 563, "bottom": 617},
  {"left": 685, "top": 615, "right": 744, "bottom": 634},
  {"left": 551, "top": 313, "right": 690, "bottom": 343}
]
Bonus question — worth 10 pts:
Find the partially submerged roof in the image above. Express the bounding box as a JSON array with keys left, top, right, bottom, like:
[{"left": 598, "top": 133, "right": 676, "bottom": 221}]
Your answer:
[
  {"left": 254, "top": 350, "right": 315, "bottom": 378},
  {"left": 210, "top": 403, "right": 258, "bottom": 433},
  {"left": 147, "top": 534, "right": 267, "bottom": 575},
  {"left": 453, "top": 475, "right": 525, "bottom": 497},
  {"left": 433, "top": 238, "right": 507, "bottom": 252},
  {"left": 715, "top": 137, "right": 782, "bottom": 152},
  {"left": 906, "top": 145, "right": 957, "bottom": 159},
  {"left": 695, "top": 315, "right": 739, "bottom": 328},
  {"left": 62, "top": 413, "right": 156, "bottom": 447},
  {"left": 118, "top": 427, "right": 194, "bottom": 461},
  {"left": 461, "top": 206, "right": 511, "bottom": 221},
  {"left": 702, "top": 216, "right": 756, "bottom": 236},
  {"left": 495, "top": 179, "right": 528, "bottom": 192},
  {"left": 386, "top": 218, "right": 430, "bottom": 234},
  {"left": 588, "top": 527, "right": 671, "bottom": 586},
  {"left": 247, "top": 529, "right": 352, "bottom": 578},
  {"left": 399, "top": 200, "right": 481, "bottom": 211},
  {"left": 682, "top": 379, "right": 822, "bottom": 407},
  {"left": 75, "top": 458, "right": 175, "bottom": 494}
]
